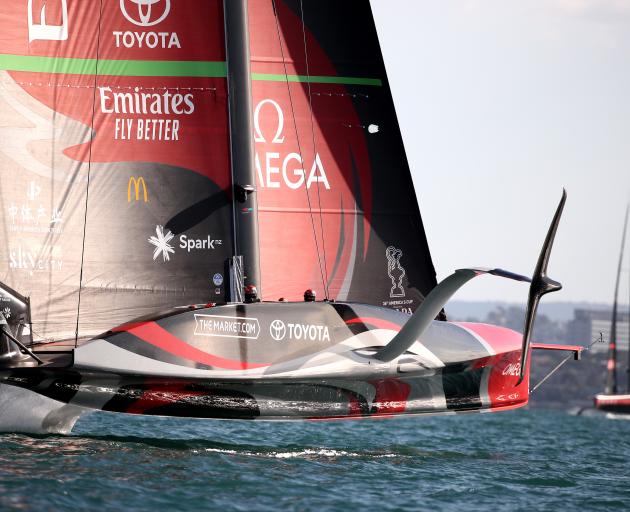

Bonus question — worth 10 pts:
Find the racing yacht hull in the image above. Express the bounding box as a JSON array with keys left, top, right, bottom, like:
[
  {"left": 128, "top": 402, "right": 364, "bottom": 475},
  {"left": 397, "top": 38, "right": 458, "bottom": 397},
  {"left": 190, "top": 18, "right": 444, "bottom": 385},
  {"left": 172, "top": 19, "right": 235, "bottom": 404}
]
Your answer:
[
  {"left": 1, "top": 302, "right": 531, "bottom": 421},
  {"left": 594, "top": 394, "right": 630, "bottom": 415}
]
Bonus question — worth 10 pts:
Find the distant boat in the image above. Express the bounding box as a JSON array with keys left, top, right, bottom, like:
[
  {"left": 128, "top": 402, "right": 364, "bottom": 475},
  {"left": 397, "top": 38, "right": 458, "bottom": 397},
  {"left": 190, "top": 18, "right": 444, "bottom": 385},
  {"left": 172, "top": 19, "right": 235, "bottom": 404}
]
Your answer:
[
  {"left": 0, "top": 0, "right": 581, "bottom": 434},
  {"left": 594, "top": 204, "right": 630, "bottom": 414}
]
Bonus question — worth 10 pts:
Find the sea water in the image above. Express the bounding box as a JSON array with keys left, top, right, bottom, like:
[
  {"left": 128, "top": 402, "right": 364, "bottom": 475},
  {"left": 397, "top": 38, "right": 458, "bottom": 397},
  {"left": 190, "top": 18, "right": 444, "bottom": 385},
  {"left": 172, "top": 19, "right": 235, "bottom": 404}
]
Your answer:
[{"left": 0, "top": 409, "right": 628, "bottom": 511}]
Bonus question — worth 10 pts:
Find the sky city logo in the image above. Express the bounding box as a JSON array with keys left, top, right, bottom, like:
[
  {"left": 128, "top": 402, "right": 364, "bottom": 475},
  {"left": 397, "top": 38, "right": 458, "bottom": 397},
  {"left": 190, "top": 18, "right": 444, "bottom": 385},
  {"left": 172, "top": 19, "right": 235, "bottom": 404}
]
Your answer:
[{"left": 120, "top": 0, "right": 171, "bottom": 27}]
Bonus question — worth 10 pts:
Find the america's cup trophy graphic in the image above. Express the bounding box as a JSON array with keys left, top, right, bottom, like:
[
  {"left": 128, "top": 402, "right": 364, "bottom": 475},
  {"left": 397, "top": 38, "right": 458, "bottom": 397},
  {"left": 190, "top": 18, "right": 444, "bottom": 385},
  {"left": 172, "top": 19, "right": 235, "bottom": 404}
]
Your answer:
[{"left": 386, "top": 246, "right": 406, "bottom": 298}]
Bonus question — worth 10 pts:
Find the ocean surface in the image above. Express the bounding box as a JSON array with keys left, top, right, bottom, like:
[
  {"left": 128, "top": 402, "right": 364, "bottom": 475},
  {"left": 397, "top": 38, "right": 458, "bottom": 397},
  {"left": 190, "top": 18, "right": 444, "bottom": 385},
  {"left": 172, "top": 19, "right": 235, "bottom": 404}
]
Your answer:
[{"left": 1, "top": 409, "right": 629, "bottom": 511}]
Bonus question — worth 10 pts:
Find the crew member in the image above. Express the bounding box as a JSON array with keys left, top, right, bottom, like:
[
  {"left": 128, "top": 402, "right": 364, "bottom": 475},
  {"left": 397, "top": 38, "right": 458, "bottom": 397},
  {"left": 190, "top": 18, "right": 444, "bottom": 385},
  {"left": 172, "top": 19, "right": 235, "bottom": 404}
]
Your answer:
[
  {"left": 303, "top": 289, "right": 316, "bottom": 302},
  {"left": 244, "top": 284, "right": 260, "bottom": 303}
]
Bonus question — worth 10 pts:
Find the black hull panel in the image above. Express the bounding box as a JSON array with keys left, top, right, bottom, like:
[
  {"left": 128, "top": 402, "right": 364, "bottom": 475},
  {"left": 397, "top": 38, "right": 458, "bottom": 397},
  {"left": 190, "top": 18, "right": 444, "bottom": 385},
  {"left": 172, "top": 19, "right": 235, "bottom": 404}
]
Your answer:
[{"left": 1, "top": 364, "right": 523, "bottom": 421}]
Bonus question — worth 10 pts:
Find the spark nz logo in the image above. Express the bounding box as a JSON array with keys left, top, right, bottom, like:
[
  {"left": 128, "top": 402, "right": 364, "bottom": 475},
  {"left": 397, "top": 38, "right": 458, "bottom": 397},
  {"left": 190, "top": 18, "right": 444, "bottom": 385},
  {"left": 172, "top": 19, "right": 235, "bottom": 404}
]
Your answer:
[
  {"left": 148, "top": 225, "right": 174, "bottom": 262},
  {"left": 120, "top": 0, "right": 170, "bottom": 27},
  {"left": 254, "top": 99, "right": 330, "bottom": 191},
  {"left": 148, "top": 225, "right": 223, "bottom": 263}
]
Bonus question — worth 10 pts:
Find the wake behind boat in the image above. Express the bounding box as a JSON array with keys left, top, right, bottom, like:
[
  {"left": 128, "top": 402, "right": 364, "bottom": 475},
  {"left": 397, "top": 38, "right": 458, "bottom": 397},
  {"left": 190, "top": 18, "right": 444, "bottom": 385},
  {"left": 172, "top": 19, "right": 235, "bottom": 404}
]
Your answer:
[{"left": 0, "top": 0, "right": 580, "bottom": 433}]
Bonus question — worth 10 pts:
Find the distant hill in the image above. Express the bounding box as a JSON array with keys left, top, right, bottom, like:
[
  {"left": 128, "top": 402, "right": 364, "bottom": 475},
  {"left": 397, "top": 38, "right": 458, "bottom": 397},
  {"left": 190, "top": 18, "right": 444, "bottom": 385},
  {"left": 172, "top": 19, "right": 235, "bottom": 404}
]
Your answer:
[{"left": 445, "top": 300, "right": 625, "bottom": 322}]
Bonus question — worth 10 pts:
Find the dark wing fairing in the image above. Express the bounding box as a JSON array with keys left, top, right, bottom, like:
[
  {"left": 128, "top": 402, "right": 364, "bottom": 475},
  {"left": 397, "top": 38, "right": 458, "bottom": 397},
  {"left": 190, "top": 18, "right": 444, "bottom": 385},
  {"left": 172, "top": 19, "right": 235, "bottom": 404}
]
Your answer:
[{"left": 517, "top": 190, "right": 566, "bottom": 384}]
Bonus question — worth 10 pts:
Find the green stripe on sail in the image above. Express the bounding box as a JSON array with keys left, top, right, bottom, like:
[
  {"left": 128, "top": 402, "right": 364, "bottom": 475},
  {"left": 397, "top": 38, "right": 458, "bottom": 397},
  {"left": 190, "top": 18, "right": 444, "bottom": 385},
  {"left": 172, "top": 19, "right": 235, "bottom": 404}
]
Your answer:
[
  {"left": 0, "top": 54, "right": 382, "bottom": 85},
  {"left": 252, "top": 72, "right": 382, "bottom": 86},
  {"left": 0, "top": 55, "right": 227, "bottom": 77},
  {"left": 99, "top": 59, "right": 227, "bottom": 77}
]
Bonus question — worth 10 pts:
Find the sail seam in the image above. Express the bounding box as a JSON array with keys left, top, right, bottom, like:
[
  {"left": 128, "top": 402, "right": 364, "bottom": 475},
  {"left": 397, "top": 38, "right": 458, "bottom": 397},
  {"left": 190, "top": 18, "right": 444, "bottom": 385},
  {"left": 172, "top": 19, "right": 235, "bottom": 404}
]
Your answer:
[
  {"left": 270, "top": 0, "right": 327, "bottom": 298},
  {"left": 299, "top": 0, "right": 330, "bottom": 300},
  {"left": 74, "top": 0, "right": 104, "bottom": 346},
  {"left": 606, "top": 204, "right": 629, "bottom": 394}
]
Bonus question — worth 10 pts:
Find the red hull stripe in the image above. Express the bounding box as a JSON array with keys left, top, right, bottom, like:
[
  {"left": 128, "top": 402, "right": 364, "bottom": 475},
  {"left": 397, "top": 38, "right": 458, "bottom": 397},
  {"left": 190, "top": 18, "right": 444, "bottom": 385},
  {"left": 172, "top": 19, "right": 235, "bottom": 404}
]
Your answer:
[
  {"left": 371, "top": 379, "right": 411, "bottom": 414},
  {"left": 345, "top": 317, "right": 401, "bottom": 332},
  {"left": 595, "top": 395, "right": 630, "bottom": 406},
  {"left": 113, "top": 322, "right": 269, "bottom": 371},
  {"left": 127, "top": 384, "right": 207, "bottom": 415}
]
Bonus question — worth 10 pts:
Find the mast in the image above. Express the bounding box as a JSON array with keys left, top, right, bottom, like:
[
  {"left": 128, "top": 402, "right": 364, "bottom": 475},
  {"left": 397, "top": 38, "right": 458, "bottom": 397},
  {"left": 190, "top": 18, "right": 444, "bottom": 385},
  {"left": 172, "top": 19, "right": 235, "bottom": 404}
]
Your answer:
[
  {"left": 224, "top": 0, "right": 261, "bottom": 298},
  {"left": 627, "top": 204, "right": 630, "bottom": 393},
  {"left": 605, "top": 204, "right": 629, "bottom": 394}
]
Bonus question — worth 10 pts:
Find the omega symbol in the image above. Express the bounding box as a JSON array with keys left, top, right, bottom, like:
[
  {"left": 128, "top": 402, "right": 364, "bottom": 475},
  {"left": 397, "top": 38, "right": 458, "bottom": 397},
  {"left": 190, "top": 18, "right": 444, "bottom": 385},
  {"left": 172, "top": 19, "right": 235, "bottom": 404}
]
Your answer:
[{"left": 254, "top": 99, "right": 285, "bottom": 144}]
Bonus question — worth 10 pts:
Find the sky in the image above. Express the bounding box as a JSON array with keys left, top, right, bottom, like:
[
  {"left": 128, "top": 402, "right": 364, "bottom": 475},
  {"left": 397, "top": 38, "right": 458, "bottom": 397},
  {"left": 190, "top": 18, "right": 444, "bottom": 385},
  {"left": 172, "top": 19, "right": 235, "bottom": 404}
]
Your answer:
[{"left": 370, "top": 0, "right": 630, "bottom": 305}]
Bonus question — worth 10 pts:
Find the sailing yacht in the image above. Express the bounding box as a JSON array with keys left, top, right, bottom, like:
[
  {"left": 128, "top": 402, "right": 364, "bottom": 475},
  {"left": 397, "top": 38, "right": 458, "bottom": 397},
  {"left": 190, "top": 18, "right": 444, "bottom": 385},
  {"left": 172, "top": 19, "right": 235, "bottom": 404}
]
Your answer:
[
  {"left": 0, "top": 0, "right": 580, "bottom": 433},
  {"left": 594, "top": 205, "right": 630, "bottom": 414}
]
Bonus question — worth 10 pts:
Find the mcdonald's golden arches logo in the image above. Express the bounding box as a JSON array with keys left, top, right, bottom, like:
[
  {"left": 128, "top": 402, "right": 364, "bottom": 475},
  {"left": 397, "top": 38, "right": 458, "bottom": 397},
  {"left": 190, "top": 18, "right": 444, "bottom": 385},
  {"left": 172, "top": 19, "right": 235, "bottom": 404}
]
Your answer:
[{"left": 128, "top": 176, "right": 148, "bottom": 203}]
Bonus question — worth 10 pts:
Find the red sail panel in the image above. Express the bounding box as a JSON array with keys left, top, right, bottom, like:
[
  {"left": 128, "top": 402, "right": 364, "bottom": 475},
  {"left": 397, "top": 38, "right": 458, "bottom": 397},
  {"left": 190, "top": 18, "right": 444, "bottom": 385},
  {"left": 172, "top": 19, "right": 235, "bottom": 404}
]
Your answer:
[
  {"left": 249, "top": 0, "right": 371, "bottom": 302},
  {"left": 249, "top": 0, "right": 438, "bottom": 312},
  {"left": 0, "top": 1, "right": 231, "bottom": 340}
]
